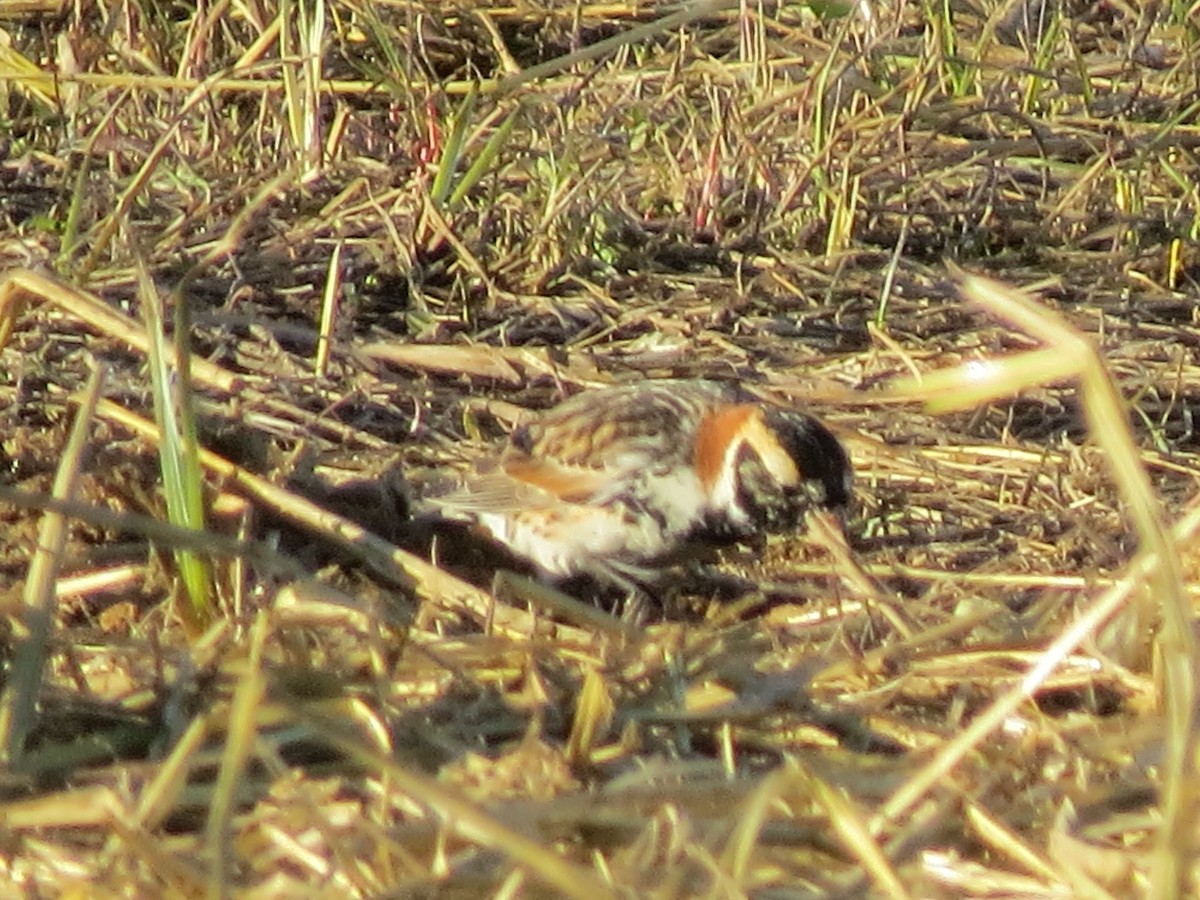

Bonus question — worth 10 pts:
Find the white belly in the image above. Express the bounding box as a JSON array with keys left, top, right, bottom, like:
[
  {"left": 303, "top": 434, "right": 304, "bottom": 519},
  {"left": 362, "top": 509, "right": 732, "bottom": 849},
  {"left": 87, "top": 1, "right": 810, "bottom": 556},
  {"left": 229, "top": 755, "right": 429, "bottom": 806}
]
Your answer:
[{"left": 477, "top": 504, "right": 676, "bottom": 581}]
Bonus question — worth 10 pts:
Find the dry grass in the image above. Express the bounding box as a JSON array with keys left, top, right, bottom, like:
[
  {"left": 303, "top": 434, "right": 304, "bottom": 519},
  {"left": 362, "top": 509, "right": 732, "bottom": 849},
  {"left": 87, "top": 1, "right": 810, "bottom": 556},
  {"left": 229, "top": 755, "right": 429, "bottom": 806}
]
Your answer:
[{"left": 1, "top": 0, "right": 1199, "bottom": 896}]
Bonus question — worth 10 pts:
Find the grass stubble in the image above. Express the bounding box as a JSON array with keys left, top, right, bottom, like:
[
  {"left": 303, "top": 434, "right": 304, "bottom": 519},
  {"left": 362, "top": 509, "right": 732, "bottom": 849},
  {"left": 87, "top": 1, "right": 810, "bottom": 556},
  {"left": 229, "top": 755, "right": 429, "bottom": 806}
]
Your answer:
[{"left": 0, "top": 0, "right": 1199, "bottom": 896}]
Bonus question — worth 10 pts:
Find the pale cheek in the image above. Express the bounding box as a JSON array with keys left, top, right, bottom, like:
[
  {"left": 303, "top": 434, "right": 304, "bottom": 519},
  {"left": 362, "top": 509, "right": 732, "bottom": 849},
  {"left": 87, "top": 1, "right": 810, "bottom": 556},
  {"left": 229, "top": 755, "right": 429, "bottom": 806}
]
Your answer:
[
  {"left": 705, "top": 440, "right": 745, "bottom": 515},
  {"left": 706, "top": 465, "right": 742, "bottom": 519}
]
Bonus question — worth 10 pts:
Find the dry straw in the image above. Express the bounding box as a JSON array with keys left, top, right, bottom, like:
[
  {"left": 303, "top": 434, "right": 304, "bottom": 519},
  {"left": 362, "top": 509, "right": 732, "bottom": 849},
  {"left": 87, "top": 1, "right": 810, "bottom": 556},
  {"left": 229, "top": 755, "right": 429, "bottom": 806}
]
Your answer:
[{"left": 0, "top": 0, "right": 1198, "bottom": 895}]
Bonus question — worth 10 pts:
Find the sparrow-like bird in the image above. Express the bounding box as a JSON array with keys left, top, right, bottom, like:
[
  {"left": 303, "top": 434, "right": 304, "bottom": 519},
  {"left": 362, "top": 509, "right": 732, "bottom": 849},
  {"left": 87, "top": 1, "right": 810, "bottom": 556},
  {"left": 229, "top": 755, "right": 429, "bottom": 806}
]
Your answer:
[{"left": 422, "top": 379, "right": 851, "bottom": 588}]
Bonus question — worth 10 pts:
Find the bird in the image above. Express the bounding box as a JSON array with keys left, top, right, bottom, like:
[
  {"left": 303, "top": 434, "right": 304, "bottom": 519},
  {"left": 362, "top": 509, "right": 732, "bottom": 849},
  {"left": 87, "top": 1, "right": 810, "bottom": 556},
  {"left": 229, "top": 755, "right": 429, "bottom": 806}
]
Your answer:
[{"left": 419, "top": 379, "right": 852, "bottom": 591}]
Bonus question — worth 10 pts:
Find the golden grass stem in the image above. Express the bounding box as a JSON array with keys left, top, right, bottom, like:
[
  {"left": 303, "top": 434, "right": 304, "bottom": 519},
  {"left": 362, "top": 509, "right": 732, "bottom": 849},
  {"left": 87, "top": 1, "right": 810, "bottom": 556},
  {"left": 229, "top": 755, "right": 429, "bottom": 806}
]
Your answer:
[
  {"left": 0, "top": 364, "right": 103, "bottom": 765},
  {"left": 796, "top": 759, "right": 910, "bottom": 900},
  {"left": 315, "top": 238, "right": 343, "bottom": 378},
  {"left": 955, "top": 271, "right": 1195, "bottom": 898},
  {"left": 206, "top": 610, "right": 269, "bottom": 896},
  {"left": 878, "top": 498, "right": 1200, "bottom": 824},
  {"left": 717, "top": 766, "right": 785, "bottom": 891},
  {"left": 881, "top": 270, "right": 1196, "bottom": 898},
  {"left": 291, "top": 704, "right": 617, "bottom": 900}
]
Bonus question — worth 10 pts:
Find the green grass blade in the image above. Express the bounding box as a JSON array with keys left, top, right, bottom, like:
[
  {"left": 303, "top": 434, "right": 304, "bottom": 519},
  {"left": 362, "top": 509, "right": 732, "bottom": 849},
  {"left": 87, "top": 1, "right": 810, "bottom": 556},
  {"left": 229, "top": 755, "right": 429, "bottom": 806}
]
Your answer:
[{"left": 136, "top": 256, "right": 214, "bottom": 631}]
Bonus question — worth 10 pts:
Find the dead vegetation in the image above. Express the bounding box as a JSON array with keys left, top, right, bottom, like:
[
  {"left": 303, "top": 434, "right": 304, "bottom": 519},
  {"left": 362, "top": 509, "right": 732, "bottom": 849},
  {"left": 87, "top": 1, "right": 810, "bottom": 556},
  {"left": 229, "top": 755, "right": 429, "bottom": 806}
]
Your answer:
[{"left": 1, "top": 0, "right": 1199, "bottom": 896}]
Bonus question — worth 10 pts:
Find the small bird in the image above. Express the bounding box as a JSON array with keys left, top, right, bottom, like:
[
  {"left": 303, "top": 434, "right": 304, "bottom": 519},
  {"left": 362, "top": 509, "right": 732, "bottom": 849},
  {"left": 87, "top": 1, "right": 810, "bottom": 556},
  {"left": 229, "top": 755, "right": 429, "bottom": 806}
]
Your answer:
[{"left": 421, "top": 379, "right": 851, "bottom": 589}]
